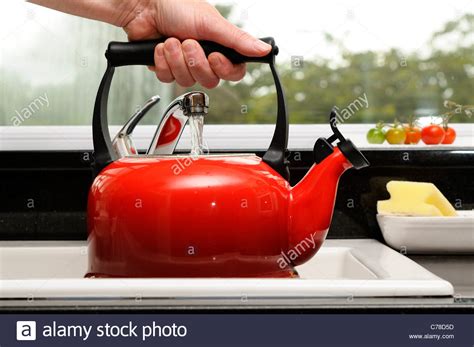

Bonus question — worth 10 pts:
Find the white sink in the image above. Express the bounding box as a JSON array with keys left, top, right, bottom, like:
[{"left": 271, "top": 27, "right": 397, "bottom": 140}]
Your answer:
[{"left": 0, "top": 239, "right": 453, "bottom": 302}]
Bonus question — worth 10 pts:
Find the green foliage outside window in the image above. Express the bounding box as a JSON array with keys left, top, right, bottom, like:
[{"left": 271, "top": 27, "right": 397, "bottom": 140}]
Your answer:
[{"left": 0, "top": 7, "right": 472, "bottom": 126}]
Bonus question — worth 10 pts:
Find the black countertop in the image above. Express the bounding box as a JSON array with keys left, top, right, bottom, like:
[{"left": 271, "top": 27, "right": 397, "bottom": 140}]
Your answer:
[{"left": 1, "top": 148, "right": 473, "bottom": 241}]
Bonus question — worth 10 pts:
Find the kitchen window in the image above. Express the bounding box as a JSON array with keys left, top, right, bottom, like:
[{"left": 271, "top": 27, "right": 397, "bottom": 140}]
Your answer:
[{"left": 0, "top": 0, "right": 472, "bottom": 150}]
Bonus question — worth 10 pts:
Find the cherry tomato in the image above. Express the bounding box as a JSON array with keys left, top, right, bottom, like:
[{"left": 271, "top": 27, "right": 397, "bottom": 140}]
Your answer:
[
  {"left": 366, "top": 128, "right": 385, "bottom": 144},
  {"left": 404, "top": 126, "right": 422, "bottom": 144},
  {"left": 441, "top": 127, "right": 456, "bottom": 144},
  {"left": 421, "top": 125, "right": 445, "bottom": 145},
  {"left": 386, "top": 127, "right": 407, "bottom": 144}
]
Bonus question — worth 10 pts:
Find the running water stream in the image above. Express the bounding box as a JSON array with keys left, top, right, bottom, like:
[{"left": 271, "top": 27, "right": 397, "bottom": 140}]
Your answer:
[{"left": 188, "top": 114, "right": 205, "bottom": 156}]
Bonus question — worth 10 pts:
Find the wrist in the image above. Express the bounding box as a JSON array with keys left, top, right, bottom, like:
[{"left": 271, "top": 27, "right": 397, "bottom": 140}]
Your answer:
[
  {"left": 118, "top": 0, "right": 155, "bottom": 28},
  {"left": 28, "top": 0, "right": 147, "bottom": 28},
  {"left": 105, "top": 0, "right": 142, "bottom": 27}
]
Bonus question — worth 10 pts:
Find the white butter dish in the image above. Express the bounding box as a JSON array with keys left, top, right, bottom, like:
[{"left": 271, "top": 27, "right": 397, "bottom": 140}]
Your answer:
[{"left": 377, "top": 210, "right": 474, "bottom": 254}]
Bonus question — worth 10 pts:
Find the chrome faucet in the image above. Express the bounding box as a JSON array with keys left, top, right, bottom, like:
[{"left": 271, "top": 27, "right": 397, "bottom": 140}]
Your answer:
[
  {"left": 112, "top": 95, "right": 160, "bottom": 158},
  {"left": 147, "top": 92, "right": 209, "bottom": 155}
]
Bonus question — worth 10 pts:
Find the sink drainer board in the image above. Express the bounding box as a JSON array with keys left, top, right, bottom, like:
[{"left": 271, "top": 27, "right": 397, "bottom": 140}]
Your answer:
[{"left": 0, "top": 239, "right": 453, "bottom": 300}]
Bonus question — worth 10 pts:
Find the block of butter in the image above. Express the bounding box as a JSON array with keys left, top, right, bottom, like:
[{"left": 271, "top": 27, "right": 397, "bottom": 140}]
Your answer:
[{"left": 377, "top": 181, "right": 457, "bottom": 217}]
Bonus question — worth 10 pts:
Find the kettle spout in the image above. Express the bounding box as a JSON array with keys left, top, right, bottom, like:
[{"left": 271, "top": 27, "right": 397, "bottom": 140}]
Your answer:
[{"left": 287, "top": 147, "right": 352, "bottom": 266}]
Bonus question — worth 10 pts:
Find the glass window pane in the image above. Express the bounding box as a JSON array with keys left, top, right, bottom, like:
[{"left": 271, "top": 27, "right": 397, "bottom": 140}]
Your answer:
[
  {"left": 1, "top": 0, "right": 472, "bottom": 128},
  {"left": 0, "top": 2, "right": 171, "bottom": 126}
]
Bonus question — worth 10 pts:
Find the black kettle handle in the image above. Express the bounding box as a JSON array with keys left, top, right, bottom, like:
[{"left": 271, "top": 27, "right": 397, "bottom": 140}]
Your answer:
[
  {"left": 106, "top": 37, "right": 277, "bottom": 66},
  {"left": 92, "top": 37, "right": 289, "bottom": 180}
]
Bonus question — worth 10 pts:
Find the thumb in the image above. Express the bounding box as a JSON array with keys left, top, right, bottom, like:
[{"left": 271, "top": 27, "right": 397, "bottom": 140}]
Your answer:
[{"left": 198, "top": 13, "right": 271, "bottom": 57}]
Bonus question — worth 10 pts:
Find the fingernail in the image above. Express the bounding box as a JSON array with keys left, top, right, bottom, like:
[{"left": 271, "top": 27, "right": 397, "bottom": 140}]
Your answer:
[
  {"left": 254, "top": 40, "right": 271, "bottom": 53},
  {"left": 156, "top": 43, "right": 164, "bottom": 57},
  {"left": 209, "top": 54, "right": 223, "bottom": 66},
  {"left": 166, "top": 40, "right": 180, "bottom": 53},
  {"left": 183, "top": 41, "right": 196, "bottom": 55}
]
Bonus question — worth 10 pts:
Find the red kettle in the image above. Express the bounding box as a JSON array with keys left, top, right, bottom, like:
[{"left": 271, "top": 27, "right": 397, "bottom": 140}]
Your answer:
[{"left": 86, "top": 37, "right": 369, "bottom": 278}]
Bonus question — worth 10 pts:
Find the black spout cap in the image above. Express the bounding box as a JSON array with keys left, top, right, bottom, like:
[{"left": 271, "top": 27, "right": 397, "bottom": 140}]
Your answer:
[
  {"left": 313, "top": 108, "right": 370, "bottom": 168},
  {"left": 313, "top": 138, "right": 334, "bottom": 164},
  {"left": 338, "top": 140, "right": 370, "bottom": 170}
]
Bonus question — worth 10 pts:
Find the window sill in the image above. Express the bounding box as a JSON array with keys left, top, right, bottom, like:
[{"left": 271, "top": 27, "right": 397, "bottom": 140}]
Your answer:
[{"left": 0, "top": 124, "right": 472, "bottom": 151}]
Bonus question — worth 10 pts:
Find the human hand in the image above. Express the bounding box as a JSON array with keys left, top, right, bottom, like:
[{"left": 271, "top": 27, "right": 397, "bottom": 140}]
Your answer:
[{"left": 123, "top": 0, "right": 272, "bottom": 88}]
